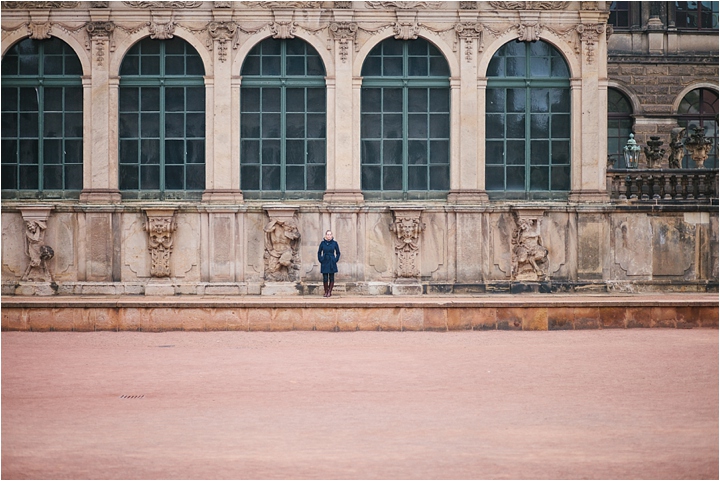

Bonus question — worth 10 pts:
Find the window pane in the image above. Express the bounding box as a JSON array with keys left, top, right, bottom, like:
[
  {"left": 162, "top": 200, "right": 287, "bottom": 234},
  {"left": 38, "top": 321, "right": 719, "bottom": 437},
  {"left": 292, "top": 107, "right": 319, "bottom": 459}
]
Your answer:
[
  {"left": 383, "top": 140, "right": 403, "bottom": 164},
  {"left": 383, "top": 166, "right": 403, "bottom": 190}
]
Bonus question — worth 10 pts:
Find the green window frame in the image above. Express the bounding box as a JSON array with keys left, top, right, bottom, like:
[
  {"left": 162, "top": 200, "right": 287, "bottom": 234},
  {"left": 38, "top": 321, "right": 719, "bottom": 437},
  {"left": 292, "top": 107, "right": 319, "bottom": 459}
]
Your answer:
[
  {"left": 240, "top": 38, "right": 327, "bottom": 199},
  {"left": 360, "top": 38, "right": 450, "bottom": 199},
  {"left": 486, "top": 40, "right": 571, "bottom": 198},
  {"left": 119, "top": 38, "right": 206, "bottom": 199},
  {"left": 677, "top": 88, "right": 718, "bottom": 169},
  {"left": 608, "top": 88, "right": 633, "bottom": 168},
  {"left": 1, "top": 38, "right": 83, "bottom": 199}
]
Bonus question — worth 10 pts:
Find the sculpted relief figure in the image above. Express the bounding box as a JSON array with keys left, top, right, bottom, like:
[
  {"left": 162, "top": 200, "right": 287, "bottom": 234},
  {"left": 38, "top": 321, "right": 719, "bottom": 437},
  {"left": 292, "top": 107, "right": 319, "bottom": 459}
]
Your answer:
[
  {"left": 511, "top": 214, "right": 548, "bottom": 281},
  {"left": 390, "top": 214, "right": 425, "bottom": 278},
  {"left": 22, "top": 220, "right": 55, "bottom": 282},
  {"left": 145, "top": 215, "right": 176, "bottom": 278},
  {"left": 264, "top": 218, "right": 301, "bottom": 282}
]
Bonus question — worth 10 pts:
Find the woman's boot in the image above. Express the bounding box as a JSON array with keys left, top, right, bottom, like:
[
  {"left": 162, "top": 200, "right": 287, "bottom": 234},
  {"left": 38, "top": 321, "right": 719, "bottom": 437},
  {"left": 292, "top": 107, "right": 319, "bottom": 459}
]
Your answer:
[
  {"left": 322, "top": 280, "right": 329, "bottom": 297},
  {"left": 328, "top": 281, "right": 334, "bottom": 297}
]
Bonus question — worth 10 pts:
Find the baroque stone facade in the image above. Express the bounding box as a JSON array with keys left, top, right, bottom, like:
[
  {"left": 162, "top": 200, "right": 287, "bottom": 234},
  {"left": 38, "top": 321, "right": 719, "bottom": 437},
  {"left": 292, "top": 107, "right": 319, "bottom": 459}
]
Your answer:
[{"left": 0, "top": 1, "right": 717, "bottom": 296}]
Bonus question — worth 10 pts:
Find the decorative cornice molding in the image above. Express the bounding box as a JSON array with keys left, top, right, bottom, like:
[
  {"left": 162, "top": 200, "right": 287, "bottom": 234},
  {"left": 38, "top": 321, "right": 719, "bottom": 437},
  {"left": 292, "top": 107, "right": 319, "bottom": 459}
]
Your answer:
[
  {"left": 459, "top": 1, "right": 477, "bottom": 9},
  {"left": 516, "top": 22, "right": 541, "bottom": 42},
  {"left": 488, "top": 1, "right": 568, "bottom": 9},
  {"left": 243, "top": 1, "right": 323, "bottom": 7},
  {"left": 366, "top": 1, "right": 442, "bottom": 9},
  {"left": 2, "top": 1, "right": 78, "bottom": 8},
  {"left": 122, "top": 1, "right": 202, "bottom": 7}
]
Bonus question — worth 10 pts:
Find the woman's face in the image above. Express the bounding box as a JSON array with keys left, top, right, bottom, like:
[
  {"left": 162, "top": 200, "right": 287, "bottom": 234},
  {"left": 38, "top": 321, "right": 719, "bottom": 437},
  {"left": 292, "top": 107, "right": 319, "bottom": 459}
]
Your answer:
[{"left": 324, "top": 231, "right": 333, "bottom": 241}]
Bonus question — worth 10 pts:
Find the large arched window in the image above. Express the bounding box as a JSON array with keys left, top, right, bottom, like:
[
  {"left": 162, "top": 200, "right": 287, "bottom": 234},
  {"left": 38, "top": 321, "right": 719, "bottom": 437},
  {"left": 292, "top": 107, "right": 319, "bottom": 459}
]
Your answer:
[
  {"left": 119, "top": 37, "right": 205, "bottom": 198},
  {"left": 678, "top": 88, "right": 718, "bottom": 169},
  {"left": 1, "top": 38, "right": 83, "bottom": 198},
  {"left": 608, "top": 88, "right": 633, "bottom": 168},
  {"left": 486, "top": 40, "right": 571, "bottom": 198},
  {"left": 360, "top": 38, "right": 450, "bottom": 199},
  {"left": 240, "top": 38, "right": 326, "bottom": 198}
]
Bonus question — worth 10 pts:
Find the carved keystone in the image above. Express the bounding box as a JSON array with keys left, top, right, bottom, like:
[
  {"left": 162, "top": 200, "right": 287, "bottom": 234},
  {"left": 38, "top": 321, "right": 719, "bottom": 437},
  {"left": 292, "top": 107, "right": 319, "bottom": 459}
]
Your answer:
[{"left": 143, "top": 208, "right": 177, "bottom": 278}]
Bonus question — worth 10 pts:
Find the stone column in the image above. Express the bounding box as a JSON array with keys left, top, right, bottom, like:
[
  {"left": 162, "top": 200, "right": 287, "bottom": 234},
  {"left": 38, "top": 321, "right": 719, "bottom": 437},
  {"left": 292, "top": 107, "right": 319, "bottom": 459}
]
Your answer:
[
  {"left": 80, "top": 19, "right": 121, "bottom": 203},
  {"left": 202, "top": 19, "right": 244, "bottom": 203},
  {"left": 323, "top": 15, "right": 363, "bottom": 204}
]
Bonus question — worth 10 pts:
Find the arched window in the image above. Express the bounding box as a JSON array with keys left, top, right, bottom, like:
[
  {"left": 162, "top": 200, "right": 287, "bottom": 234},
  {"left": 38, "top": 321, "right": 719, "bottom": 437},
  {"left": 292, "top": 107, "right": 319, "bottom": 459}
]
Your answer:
[
  {"left": 486, "top": 40, "right": 571, "bottom": 198},
  {"left": 119, "top": 38, "right": 205, "bottom": 198},
  {"left": 240, "top": 38, "right": 326, "bottom": 198},
  {"left": 1, "top": 38, "right": 83, "bottom": 198},
  {"left": 608, "top": 88, "right": 633, "bottom": 168},
  {"left": 360, "top": 38, "right": 450, "bottom": 199},
  {"left": 678, "top": 88, "right": 718, "bottom": 169}
]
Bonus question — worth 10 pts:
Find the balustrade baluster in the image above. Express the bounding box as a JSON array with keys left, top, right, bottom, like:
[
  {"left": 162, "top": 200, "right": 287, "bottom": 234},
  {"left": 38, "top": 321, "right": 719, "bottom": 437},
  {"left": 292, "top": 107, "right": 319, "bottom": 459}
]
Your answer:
[
  {"left": 698, "top": 174, "right": 706, "bottom": 199},
  {"left": 640, "top": 174, "right": 650, "bottom": 200},
  {"left": 618, "top": 175, "right": 628, "bottom": 200},
  {"left": 663, "top": 174, "right": 672, "bottom": 200}
]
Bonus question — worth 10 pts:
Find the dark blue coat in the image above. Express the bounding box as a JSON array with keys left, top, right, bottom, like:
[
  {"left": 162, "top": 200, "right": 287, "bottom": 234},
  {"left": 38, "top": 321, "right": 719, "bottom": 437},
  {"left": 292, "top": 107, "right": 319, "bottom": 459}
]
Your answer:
[{"left": 317, "top": 239, "right": 340, "bottom": 274}]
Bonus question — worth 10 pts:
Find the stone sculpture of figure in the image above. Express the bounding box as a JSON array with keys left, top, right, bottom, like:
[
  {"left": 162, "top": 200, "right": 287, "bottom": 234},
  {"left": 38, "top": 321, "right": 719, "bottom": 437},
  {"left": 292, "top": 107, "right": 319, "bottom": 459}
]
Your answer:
[
  {"left": 264, "top": 218, "right": 301, "bottom": 282},
  {"left": 22, "top": 220, "right": 54, "bottom": 282},
  {"left": 668, "top": 127, "right": 686, "bottom": 169},
  {"left": 511, "top": 215, "right": 548, "bottom": 281}
]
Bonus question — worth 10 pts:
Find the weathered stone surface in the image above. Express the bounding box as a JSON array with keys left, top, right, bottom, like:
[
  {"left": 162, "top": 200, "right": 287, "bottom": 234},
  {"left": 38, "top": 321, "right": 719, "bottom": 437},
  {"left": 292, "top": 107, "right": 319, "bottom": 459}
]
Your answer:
[
  {"left": 613, "top": 214, "right": 652, "bottom": 277},
  {"left": 626, "top": 307, "right": 654, "bottom": 328},
  {"left": 2, "top": 308, "right": 25, "bottom": 331},
  {"left": 573, "top": 307, "right": 600, "bottom": 329},
  {"left": 312, "top": 308, "right": 337, "bottom": 331},
  {"left": 470, "top": 308, "right": 497, "bottom": 330},
  {"left": 496, "top": 308, "right": 524, "bottom": 330},
  {"left": 337, "top": 308, "right": 360, "bottom": 331},
  {"left": 401, "top": 308, "right": 424, "bottom": 331},
  {"left": 522, "top": 307, "right": 548, "bottom": 331},
  {"left": 548, "top": 307, "right": 574, "bottom": 330},
  {"left": 423, "top": 308, "right": 447, "bottom": 331},
  {"left": 598, "top": 307, "right": 627, "bottom": 329},
  {"left": 651, "top": 218, "right": 695, "bottom": 277},
  {"left": 447, "top": 308, "right": 473, "bottom": 330}
]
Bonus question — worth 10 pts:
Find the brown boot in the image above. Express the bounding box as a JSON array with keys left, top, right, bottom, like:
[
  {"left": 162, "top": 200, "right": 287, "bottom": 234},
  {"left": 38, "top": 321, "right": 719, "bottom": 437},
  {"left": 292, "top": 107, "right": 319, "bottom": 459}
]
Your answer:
[
  {"left": 322, "top": 281, "right": 329, "bottom": 297},
  {"left": 328, "top": 281, "right": 334, "bottom": 297}
]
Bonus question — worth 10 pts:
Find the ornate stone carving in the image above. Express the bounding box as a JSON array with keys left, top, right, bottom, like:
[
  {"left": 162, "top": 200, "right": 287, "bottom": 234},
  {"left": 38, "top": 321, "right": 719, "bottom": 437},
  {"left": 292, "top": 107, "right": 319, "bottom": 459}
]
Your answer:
[
  {"left": 393, "top": 21, "right": 420, "bottom": 40},
  {"left": 263, "top": 216, "right": 301, "bottom": 282},
  {"left": 330, "top": 22, "right": 357, "bottom": 63},
  {"left": 207, "top": 21, "right": 239, "bottom": 63},
  {"left": 516, "top": 22, "right": 541, "bottom": 42},
  {"left": 144, "top": 211, "right": 177, "bottom": 278},
  {"left": 683, "top": 126, "right": 713, "bottom": 169},
  {"left": 643, "top": 136, "right": 666, "bottom": 169},
  {"left": 455, "top": 22, "right": 483, "bottom": 59},
  {"left": 86, "top": 21, "right": 115, "bottom": 67},
  {"left": 21, "top": 219, "right": 55, "bottom": 283},
  {"left": 28, "top": 22, "right": 52, "bottom": 40},
  {"left": 669, "top": 127, "right": 686, "bottom": 169},
  {"left": 243, "top": 1, "right": 323, "bottom": 7},
  {"left": 270, "top": 21, "right": 297, "bottom": 39},
  {"left": 123, "top": 1, "right": 202, "bottom": 7},
  {"left": 389, "top": 210, "right": 425, "bottom": 278},
  {"left": 2, "top": 1, "right": 78, "bottom": 8},
  {"left": 488, "top": 1, "right": 568, "bottom": 9},
  {"left": 90, "top": 1, "right": 109, "bottom": 6},
  {"left": 511, "top": 211, "right": 548, "bottom": 281},
  {"left": 334, "top": 1, "right": 352, "bottom": 7},
  {"left": 213, "top": 1, "right": 232, "bottom": 7},
  {"left": 148, "top": 20, "right": 176, "bottom": 40},
  {"left": 576, "top": 23, "right": 606, "bottom": 64},
  {"left": 459, "top": 1, "right": 477, "bottom": 9},
  {"left": 367, "top": 1, "right": 442, "bottom": 8},
  {"left": 581, "top": 1, "right": 598, "bottom": 10}
]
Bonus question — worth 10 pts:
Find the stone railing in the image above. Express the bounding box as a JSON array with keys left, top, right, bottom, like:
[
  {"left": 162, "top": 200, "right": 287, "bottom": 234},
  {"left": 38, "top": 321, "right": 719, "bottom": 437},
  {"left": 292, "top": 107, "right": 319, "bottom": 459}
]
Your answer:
[{"left": 606, "top": 169, "right": 719, "bottom": 202}]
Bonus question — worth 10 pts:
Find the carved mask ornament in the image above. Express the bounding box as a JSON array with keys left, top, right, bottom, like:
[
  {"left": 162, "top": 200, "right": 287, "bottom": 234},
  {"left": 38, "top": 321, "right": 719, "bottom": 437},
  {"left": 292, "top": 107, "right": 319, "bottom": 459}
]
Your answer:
[
  {"left": 389, "top": 211, "right": 425, "bottom": 278},
  {"left": 144, "top": 212, "right": 177, "bottom": 278}
]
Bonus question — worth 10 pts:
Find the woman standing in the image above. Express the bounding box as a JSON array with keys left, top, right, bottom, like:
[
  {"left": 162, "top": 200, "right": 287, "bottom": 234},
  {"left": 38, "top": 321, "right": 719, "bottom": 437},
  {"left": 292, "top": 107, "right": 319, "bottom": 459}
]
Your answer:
[{"left": 317, "top": 230, "right": 341, "bottom": 297}]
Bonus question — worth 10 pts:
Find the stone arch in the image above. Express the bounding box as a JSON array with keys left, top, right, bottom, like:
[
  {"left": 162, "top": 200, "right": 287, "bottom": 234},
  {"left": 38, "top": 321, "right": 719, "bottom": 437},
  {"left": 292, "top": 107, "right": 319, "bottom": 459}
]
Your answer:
[
  {"left": 232, "top": 30, "right": 333, "bottom": 76},
  {"left": 479, "top": 30, "right": 580, "bottom": 80},
  {"left": 608, "top": 81, "right": 641, "bottom": 116},
  {"left": 1, "top": 27, "right": 91, "bottom": 76},
  {"left": 353, "top": 31, "right": 459, "bottom": 79},
  {"left": 672, "top": 83, "right": 720, "bottom": 113},
  {"left": 109, "top": 26, "right": 211, "bottom": 78}
]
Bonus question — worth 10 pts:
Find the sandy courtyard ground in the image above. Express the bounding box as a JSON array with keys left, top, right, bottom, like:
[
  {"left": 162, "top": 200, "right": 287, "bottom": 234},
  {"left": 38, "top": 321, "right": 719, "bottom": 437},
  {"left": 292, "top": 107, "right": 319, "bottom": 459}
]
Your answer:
[{"left": 2, "top": 330, "right": 718, "bottom": 480}]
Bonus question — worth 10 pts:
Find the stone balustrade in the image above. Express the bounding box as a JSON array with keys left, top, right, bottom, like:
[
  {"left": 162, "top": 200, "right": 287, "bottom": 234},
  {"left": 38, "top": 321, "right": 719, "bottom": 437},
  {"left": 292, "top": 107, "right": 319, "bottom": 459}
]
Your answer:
[{"left": 607, "top": 169, "right": 719, "bottom": 202}]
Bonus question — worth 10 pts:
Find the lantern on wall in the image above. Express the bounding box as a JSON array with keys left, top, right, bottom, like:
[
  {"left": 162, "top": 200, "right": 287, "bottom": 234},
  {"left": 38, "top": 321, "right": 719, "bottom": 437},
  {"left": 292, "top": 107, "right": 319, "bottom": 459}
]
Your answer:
[{"left": 623, "top": 133, "right": 641, "bottom": 169}]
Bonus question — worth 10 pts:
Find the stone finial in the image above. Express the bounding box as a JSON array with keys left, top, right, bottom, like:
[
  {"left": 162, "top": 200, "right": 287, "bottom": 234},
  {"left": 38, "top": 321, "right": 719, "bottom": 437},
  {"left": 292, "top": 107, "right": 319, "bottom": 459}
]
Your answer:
[
  {"left": 389, "top": 209, "right": 425, "bottom": 278},
  {"left": 511, "top": 211, "right": 548, "bottom": 282},
  {"left": 683, "top": 126, "right": 713, "bottom": 169},
  {"left": 643, "top": 136, "right": 666, "bottom": 169},
  {"left": 144, "top": 209, "right": 177, "bottom": 278},
  {"left": 668, "top": 127, "right": 686, "bottom": 169},
  {"left": 263, "top": 209, "right": 301, "bottom": 282}
]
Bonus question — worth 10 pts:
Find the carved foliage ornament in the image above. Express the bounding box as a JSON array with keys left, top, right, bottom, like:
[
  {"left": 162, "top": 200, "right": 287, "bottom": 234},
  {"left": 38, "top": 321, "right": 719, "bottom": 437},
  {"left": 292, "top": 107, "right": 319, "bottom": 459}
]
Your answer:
[
  {"left": 207, "top": 21, "right": 239, "bottom": 62},
  {"left": 28, "top": 22, "right": 52, "bottom": 40},
  {"left": 455, "top": 22, "right": 483, "bottom": 60},
  {"left": 366, "top": 1, "right": 442, "bottom": 8},
  {"left": 271, "top": 21, "right": 297, "bottom": 39},
  {"left": 123, "top": 1, "right": 202, "bottom": 7},
  {"left": 488, "top": 1, "right": 568, "bottom": 9},
  {"left": 2, "top": 1, "right": 78, "bottom": 8},
  {"left": 243, "top": 1, "right": 323, "bottom": 7},
  {"left": 393, "top": 21, "right": 420, "bottom": 40},
  {"left": 86, "top": 21, "right": 115, "bottom": 67},
  {"left": 389, "top": 213, "right": 425, "bottom": 278},
  {"left": 330, "top": 22, "right": 357, "bottom": 63},
  {"left": 510, "top": 212, "right": 548, "bottom": 281},
  {"left": 263, "top": 218, "right": 301, "bottom": 282},
  {"left": 517, "top": 22, "right": 541, "bottom": 42},
  {"left": 576, "top": 23, "right": 606, "bottom": 64},
  {"left": 144, "top": 214, "right": 177, "bottom": 278},
  {"left": 148, "top": 20, "right": 176, "bottom": 40}
]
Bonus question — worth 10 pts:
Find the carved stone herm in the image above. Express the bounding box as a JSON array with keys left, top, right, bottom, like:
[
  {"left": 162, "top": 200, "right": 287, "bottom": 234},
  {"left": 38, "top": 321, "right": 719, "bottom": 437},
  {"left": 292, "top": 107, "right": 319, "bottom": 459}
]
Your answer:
[
  {"left": 683, "top": 126, "right": 713, "bottom": 169},
  {"left": 144, "top": 211, "right": 177, "bottom": 278},
  {"left": 22, "top": 220, "right": 55, "bottom": 283},
  {"left": 511, "top": 212, "right": 548, "bottom": 282},
  {"left": 668, "top": 127, "right": 686, "bottom": 169},
  {"left": 390, "top": 210, "right": 425, "bottom": 278},
  {"left": 264, "top": 218, "right": 301, "bottom": 282},
  {"left": 643, "top": 136, "right": 666, "bottom": 169}
]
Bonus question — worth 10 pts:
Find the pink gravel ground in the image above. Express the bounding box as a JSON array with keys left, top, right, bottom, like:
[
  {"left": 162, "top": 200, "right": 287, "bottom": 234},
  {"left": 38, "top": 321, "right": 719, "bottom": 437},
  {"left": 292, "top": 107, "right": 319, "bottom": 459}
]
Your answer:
[{"left": 2, "top": 329, "right": 718, "bottom": 480}]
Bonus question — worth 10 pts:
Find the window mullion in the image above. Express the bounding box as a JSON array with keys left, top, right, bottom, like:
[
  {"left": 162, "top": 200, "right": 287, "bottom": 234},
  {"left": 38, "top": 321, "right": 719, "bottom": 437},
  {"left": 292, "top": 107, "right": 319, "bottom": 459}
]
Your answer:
[
  {"left": 403, "top": 83, "right": 409, "bottom": 193},
  {"left": 280, "top": 83, "right": 287, "bottom": 192},
  {"left": 160, "top": 84, "right": 166, "bottom": 192}
]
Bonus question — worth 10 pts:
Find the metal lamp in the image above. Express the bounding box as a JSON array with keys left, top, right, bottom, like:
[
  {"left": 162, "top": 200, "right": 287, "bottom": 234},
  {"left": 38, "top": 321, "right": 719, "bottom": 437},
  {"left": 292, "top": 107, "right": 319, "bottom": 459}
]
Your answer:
[{"left": 623, "top": 133, "right": 641, "bottom": 169}]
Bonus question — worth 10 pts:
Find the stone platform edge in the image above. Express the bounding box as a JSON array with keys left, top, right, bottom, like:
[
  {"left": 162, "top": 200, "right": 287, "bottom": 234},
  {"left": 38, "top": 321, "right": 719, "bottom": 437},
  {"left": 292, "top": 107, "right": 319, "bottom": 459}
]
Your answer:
[{"left": 2, "top": 294, "right": 718, "bottom": 331}]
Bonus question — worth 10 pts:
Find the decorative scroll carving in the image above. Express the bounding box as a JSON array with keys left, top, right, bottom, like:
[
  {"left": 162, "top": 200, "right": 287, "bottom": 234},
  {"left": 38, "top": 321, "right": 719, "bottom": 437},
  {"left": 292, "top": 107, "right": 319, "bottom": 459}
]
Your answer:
[
  {"left": 213, "top": 1, "right": 232, "bottom": 7},
  {"left": 393, "top": 21, "right": 420, "bottom": 40},
  {"left": 28, "top": 22, "right": 52, "bottom": 40},
  {"left": 581, "top": 1, "right": 598, "bottom": 9},
  {"left": 86, "top": 21, "right": 115, "bottom": 67},
  {"left": 270, "top": 21, "right": 297, "bottom": 39},
  {"left": 455, "top": 22, "right": 483, "bottom": 59},
  {"left": 643, "top": 136, "right": 666, "bottom": 169},
  {"left": 123, "top": 1, "right": 202, "bottom": 7},
  {"left": 511, "top": 212, "right": 548, "bottom": 281},
  {"left": 390, "top": 210, "right": 425, "bottom": 278},
  {"left": 2, "top": 1, "right": 78, "bottom": 8},
  {"left": 367, "top": 1, "right": 442, "bottom": 8},
  {"left": 488, "top": 1, "right": 568, "bottom": 9},
  {"left": 516, "top": 22, "right": 541, "bottom": 42},
  {"left": 459, "top": 1, "right": 477, "bottom": 9},
  {"left": 669, "top": 128, "right": 686, "bottom": 169},
  {"left": 148, "top": 20, "right": 176, "bottom": 40},
  {"left": 207, "top": 21, "right": 239, "bottom": 62},
  {"left": 21, "top": 220, "right": 55, "bottom": 283},
  {"left": 334, "top": 1, "right": 352, "bottom": 7},
  {"left": 244, "top": 1, "right": 323, "bottom": 7},
  {"left": 263, "top": 217, "right": 301, "bottom": 282},
  {"left": 144, "top": 211, "right": 177, "bottom": 278},
  {"left": 90, "top": 1, "right": 109, "bottom": 6},
  {"left": 330, "top": 22, "right": 357, "bottom": 63},
  {"left": 576, "top": 23, "right": 606, "bottom": 64}
]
